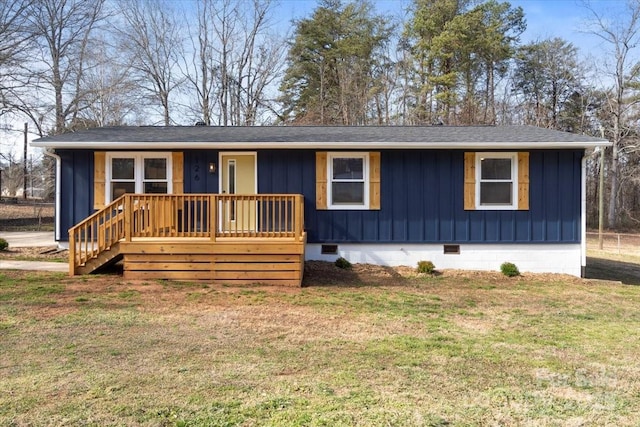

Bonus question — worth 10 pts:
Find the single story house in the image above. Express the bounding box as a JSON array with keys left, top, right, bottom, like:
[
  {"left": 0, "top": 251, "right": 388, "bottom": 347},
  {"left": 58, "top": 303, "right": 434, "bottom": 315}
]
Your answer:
[{"left": 32, "top": 125, "right": 608, "bottom": 284}]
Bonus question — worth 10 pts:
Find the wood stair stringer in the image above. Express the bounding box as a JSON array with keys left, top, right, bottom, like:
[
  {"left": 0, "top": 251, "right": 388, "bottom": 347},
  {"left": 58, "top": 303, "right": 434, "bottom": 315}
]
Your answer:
[{"left": 75, "top": 242, "right": 123, "bottom": 275}]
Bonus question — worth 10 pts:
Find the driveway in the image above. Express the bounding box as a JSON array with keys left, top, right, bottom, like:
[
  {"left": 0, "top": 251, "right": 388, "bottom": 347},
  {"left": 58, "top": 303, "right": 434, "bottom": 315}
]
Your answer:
[{"left": 0, "top": 231, "right": 56, "bottom": 247}]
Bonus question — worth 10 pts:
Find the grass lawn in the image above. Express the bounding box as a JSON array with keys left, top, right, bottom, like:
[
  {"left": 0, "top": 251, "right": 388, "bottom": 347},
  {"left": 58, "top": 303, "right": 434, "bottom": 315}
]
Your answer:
[{"left": 1, "top": 268, "right": 639, "bottom": 426}]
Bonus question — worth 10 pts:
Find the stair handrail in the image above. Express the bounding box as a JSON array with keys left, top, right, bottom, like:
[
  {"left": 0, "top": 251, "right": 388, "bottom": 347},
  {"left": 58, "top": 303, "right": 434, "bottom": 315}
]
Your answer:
[{"left": 68, "top": 194, "right": 127, "bottom": 275}]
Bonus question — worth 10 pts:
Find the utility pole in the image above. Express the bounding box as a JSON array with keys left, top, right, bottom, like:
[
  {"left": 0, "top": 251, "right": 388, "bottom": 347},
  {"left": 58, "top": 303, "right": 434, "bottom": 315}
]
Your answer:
[
  {"left": 598, "top": 127, "right": 606, "bottom": 250},
  {"left": 23, "top": 122, "right": 27, "bottom": 199}
]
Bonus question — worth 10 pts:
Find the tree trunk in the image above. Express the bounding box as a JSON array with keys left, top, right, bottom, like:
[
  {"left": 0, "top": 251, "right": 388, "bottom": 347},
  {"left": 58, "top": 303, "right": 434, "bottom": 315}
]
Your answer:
[{"left": 53, "top": 61, "right": 64, "bottom": 133}]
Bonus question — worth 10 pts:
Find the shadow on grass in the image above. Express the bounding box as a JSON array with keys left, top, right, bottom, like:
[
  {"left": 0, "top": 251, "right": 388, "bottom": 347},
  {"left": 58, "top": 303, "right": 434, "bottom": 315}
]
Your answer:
[
  {"left": 586, "top": 257, "right": 640, "bottom": 285},
  {"left": 301, "top": 267, "right": 381, "bottom": 288}
]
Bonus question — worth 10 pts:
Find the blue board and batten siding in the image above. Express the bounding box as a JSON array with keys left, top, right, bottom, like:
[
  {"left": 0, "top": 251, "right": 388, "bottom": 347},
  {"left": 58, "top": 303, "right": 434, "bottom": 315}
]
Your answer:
[
  {"left": 256, "top": 149, "right": 583, "bottom": 244},
  {"left": 58, "top": 150, "right": 94, "bottom": 237},
  {"left": 56, "top": 149, "right": 583, "bottom": 244}
]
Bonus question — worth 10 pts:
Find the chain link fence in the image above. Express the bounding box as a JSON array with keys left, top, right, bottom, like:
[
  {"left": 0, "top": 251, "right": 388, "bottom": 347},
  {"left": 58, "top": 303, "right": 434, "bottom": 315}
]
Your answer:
[
  {"left": 0, "top": 200, "right": 55, "bottom": 231},
  {"left": 586, "top": 232, "right": 640, "bottom": 256}
]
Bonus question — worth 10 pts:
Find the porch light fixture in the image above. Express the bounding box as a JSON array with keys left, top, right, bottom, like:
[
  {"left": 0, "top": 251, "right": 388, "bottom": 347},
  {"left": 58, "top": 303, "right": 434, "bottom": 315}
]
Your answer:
[{"left": 209, "top": 162, "right": 216, "bottom": 173}]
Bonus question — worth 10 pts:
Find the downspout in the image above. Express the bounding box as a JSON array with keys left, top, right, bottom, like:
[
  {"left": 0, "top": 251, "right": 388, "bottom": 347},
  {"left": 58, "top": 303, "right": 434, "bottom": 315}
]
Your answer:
[
  {"left": 581, "top": 152, "right": 587, "bottom": 277},
  {"left": 44, "top": 150, "right": 62, "bottom": 246}
]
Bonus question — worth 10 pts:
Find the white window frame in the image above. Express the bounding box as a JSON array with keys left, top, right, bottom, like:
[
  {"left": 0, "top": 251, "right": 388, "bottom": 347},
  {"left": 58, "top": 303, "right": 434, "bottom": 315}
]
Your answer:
[
  {"left": 327, "top": 152, "right": 370, "bottom": 210},
  {"left": 105, "top": 152, "right": 172, "bottom": 204},
  {"left": 475, "top": 152, "right": 518, "bottom": 210}
]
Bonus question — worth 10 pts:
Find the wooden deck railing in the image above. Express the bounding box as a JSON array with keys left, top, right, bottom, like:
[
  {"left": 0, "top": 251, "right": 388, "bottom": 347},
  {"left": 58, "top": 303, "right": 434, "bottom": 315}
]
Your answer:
[
  {"left": 68, "top": 195, "right": 127, "bottom": 273},
  {"left": 69, "top": 194, "right": 305, "bottom": 274}
]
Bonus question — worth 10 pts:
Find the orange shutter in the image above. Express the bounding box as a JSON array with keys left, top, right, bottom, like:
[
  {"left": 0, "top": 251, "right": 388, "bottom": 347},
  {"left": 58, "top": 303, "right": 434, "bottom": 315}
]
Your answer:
[
  {"left": 316, "top": 152, "right": 327, "bottom": 209},
  {"left": 518, "top": 152, "right": 529, "bottom": 210},
  {"left": 464, "top": 152, "right": 476, "bottom": 210},
  {"left": 369, "top": 152, "right": 381, "bottom": 210},
  {"left": 172, "top": 152, "right": 184, "bottom": 194},
  {"left": 94, "top": 152, "right": 106, "bottom": 210}
]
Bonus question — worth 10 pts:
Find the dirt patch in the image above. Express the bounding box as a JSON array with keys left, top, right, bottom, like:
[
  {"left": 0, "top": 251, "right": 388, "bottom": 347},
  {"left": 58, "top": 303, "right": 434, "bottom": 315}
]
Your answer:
[
  {"left": 9, "top": 264, "right": 581, "bottom": 321},
  {"left": 301, "top": 260, "right": 582, "bottom": 287},
  {"left": 0, "top": 201, "right": 54, "bottom": 219},
  {"left": 302, "top": 260, "right": 417, "bottom": 287},
  {"left": 0, "top": 246, "right": 67, "bottom": 261}
]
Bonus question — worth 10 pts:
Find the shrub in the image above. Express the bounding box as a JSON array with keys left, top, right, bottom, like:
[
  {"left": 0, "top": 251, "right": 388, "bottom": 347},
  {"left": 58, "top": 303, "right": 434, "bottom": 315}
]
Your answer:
[
  {"left": 0, "top": 238, "right": 8, "bottom": 251},
  {"left": 416, "top": 260, "right": 436, "bottom": 274},
  {"left": 500, "top": 262, "right": 520, "bottom": 277},
  {"left": 334, "top": 257, "right": 352, "bottom": 269}
]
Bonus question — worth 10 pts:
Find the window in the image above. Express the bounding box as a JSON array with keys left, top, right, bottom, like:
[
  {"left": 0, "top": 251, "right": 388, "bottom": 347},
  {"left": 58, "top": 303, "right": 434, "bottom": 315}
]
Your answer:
[
  {"left": 110, "top": 158, "right": 135, "bottom": 199},
  {"left": 106, "top": 153, "right": 172, "bottom": 202},
  {"left": 328, "top": 153, "right": 369, "bottom": 209},
  {"left": 143, "top": 158, "right": 168, "bottom": 193},
  {"left": 476, "top": 152, "right": 518, "bottom": 210},
  {"left": 316, "top": 151, "right": 380, "bottom": 210}
]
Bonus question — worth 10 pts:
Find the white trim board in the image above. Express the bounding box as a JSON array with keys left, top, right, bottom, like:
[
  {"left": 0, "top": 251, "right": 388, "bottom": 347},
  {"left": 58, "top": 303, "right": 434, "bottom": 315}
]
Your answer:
[
  {"left": 306, "top": 243, "right": 583, "bottom": 277},
  {"left": 37, "top": 140, "right": 607, "bottom": 150}
]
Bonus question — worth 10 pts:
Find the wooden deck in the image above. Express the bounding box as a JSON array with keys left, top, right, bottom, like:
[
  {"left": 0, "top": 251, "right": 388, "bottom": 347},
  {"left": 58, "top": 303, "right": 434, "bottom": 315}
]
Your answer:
[{"left": 69, "top": 194, "right": 306, "bottom": 286}]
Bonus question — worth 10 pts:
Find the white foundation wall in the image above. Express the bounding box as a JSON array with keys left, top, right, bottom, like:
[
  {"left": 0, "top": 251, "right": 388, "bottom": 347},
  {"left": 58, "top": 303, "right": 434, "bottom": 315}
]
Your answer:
[{"left": 305, "top": 243, "right": 583, "bottom": 277}]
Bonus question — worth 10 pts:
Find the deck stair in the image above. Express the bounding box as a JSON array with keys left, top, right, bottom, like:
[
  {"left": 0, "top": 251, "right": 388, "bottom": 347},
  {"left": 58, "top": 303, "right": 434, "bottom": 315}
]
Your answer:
[
  {"left": 69, "top": 194, "right": 306, "bottom": 285},
  {"left": 75, "top": 242, "right": 123, "bottom": 275}
]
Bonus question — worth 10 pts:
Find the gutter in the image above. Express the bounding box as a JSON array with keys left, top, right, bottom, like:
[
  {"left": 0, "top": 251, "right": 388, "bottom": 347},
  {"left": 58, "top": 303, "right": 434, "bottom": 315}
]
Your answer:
[
  {"left": 581, "top": 153, "right": 587, "bottom": 277},
  {"left": 31, "top": 140, "right": 611, "bottom": 151}
]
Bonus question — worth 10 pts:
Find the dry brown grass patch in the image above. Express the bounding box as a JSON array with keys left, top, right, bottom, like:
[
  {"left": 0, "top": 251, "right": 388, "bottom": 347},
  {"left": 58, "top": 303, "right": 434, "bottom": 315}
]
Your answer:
[{"left": 2, "top": 263, "right": 640, "bottom": 425}]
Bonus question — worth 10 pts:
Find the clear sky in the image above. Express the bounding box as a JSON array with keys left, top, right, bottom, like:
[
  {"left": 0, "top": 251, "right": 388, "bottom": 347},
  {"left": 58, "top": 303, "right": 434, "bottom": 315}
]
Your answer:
[{"left": 510, "top": 0, "right": 618, "bottom": 54}]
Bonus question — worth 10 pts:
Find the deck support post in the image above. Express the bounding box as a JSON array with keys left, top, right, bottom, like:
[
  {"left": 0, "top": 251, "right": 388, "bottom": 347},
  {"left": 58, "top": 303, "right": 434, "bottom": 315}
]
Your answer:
[
  {"left": 68, "top": 228, "right": 76, "bottom": 276},
  {"left": 295, "top": 195, "right": 303, "bottom": 241},
  {"left": 124, "top": 195, "right": 132, "bottom": 242},
  {"left": 210, "top": 195, "right": 217, "bottom": 241}
]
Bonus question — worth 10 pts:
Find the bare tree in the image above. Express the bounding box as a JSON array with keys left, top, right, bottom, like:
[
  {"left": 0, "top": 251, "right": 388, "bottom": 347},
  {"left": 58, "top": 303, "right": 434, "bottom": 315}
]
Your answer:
[
  {"left": 210, "top": 0, "right": 237, "bottom": 126},
  {"left": 75, "top": 35, "right": 144, "bottom": 127},
  {"left": 24, "top": 0, "right": 107, "bottom": 134},
  {"left": 233, "top": 0, "right": 285, "bottom": 125},
  {"left": 181, "top": 0, "right": 285, "bottom": 126},
  {"left": 584, "top": 0, "right": 640, "bottom": 228},
  {"left": 182, "top": 0, "right": 219, "bottom": 126},
  {"left": 0, "top": 0, "right": 35, "bottom": 116},
  {"left": 117, "top": 0, "right": 184, "bottom": 126},
  {"left": 0, "top": 151, "right": 24, "bottom": 197}
]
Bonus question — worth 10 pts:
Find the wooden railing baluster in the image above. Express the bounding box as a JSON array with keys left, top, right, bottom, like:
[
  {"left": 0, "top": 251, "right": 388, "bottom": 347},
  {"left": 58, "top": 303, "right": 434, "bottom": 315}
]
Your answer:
[{"left": 69, "top": 193, "right": 305, "bottom": 275}]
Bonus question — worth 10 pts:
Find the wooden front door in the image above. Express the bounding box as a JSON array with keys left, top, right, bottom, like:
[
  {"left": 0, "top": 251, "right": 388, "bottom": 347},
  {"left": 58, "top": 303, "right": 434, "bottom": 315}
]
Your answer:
[{"left": 220, "top": 153, "right": 257, "bottom": 232}]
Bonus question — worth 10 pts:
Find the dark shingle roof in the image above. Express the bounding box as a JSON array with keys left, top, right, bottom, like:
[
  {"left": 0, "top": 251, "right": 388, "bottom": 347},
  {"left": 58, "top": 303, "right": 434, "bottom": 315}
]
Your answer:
[{"left": 32, "top": 125, "right": 608, "bottom": 149}]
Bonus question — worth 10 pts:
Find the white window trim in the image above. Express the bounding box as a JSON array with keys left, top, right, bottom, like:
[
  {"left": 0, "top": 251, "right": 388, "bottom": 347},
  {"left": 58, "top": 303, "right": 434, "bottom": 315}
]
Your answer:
[
  {"left": 327, "top": 152, "right": 370, "bottom": 210},
  {"left": 105, "top": 152, "right": 173, "bottom": 204},
  {"left": 475, "top": 152, "right": 518, "bottom": 211}
]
